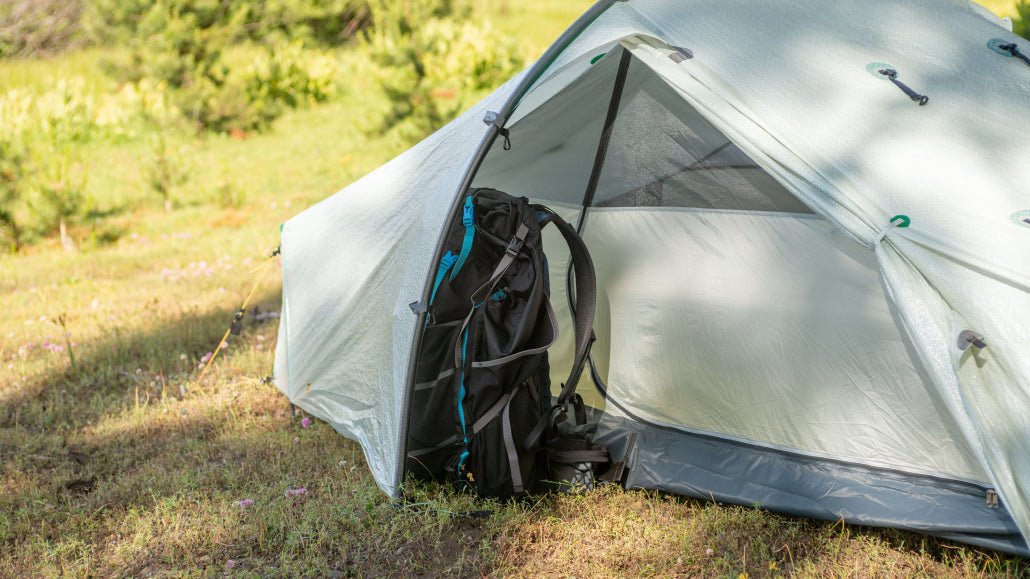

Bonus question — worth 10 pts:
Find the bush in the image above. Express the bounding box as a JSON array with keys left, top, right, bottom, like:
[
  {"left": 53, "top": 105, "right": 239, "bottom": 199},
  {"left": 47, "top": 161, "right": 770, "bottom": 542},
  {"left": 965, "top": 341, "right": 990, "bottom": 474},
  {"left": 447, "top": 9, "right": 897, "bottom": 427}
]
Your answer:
[
  {"left": 85, "top": 0, "right": 370, "bottom": 48},
  {"left": 23, "top": 142, "right": 91, "bottom": 249},
  {"left": 103, "top": 1, "right": 346, "bottom": 134},
  {"left": 245, "top": 41, "right": 338, "bottom": 110},
  {"left": 0, "top": 80, "right": 98, "bottom": 247},
  {"left": 361, "top": 0, "right": 524, "bottom": 140},
  {"left": 0, "top": 140, "right": 26, "bottom": 251},
  {"left": 235, "top": 0, "right": 371, "bottom": 47},
  {"left": 1015, "top": 1, "right": 1030, "bottom": 39}
]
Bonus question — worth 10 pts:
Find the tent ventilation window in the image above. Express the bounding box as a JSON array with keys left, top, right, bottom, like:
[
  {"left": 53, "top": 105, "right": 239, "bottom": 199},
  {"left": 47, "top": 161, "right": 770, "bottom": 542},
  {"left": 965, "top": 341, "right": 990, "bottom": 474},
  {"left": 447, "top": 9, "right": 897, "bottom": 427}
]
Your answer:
[
  {"left": 989, "top": 38, "right": 1030, "bottom": 68},
  {"left": 876, "top": 68, "right": 929, "bottom": 106}
]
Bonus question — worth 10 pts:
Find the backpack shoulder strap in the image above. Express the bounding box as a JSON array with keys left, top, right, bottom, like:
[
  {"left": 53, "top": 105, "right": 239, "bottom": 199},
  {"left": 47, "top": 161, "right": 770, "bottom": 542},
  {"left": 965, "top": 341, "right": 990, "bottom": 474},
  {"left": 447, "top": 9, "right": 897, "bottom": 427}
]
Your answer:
[{"left": 532, "top": 205, "right": 596, "bottom": 405}]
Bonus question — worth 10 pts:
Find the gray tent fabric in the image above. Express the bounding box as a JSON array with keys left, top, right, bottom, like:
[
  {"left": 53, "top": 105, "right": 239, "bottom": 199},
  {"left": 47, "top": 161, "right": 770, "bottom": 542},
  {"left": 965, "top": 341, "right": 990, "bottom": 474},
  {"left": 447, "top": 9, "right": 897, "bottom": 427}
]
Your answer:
[{"left": 274, "top": 0, "right": 1030, "bottom": 556}]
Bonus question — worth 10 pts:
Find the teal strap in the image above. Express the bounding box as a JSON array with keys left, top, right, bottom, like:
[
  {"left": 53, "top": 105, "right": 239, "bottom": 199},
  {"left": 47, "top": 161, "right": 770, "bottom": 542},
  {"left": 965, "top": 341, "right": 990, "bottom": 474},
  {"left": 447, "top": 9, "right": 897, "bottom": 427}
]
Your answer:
[
  {"left": 430, "top": 252, "right": 459, "bottom": 305},
  {"left": 450, "top": 196, "right": 475, "bottom": 281}
]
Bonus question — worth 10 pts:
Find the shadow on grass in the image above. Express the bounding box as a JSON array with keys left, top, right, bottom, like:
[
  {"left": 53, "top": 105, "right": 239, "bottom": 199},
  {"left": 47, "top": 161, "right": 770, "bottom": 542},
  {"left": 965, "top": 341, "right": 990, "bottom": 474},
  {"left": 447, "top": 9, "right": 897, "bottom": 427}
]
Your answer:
[{"left": 0, "top": 287, "right": 509, "bottom": 577}]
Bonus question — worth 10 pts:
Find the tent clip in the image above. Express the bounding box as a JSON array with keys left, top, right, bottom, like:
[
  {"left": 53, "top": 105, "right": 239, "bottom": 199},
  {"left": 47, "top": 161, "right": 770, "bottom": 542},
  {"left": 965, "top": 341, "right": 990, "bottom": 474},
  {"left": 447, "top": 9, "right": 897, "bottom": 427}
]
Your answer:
[
  {"left": 878, "top": 69, "right": 929, "bottom": 106},
  {"left": 958, "top": 329, "right": 987, "bottom": 351},
  {"left": 409, "top": 301, "right": 428, "bottom": 315},
  {"left": 483, "top": 111, "right": 511, "bottom": 150},
  {"left": 999, "top": 42, "right": 1030, "bottom": 68},
  {"left": 987, "top": 489, "right": 1000, "bottom": 508},
  {"left": 876, "top": 215, "right": 910, "bottom": 242}
]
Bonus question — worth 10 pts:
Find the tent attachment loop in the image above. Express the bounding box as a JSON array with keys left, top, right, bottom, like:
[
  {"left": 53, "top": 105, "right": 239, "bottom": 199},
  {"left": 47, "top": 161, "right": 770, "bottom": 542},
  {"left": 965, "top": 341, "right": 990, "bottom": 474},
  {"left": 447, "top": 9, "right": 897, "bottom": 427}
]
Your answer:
[
  {"left": 876, "top": 215, "right": 910, "bottom": 242},
  {"left": 878, "top": 69, "right": 929, "bottom": 105},
  {"left": 889, "top": 214, "right": 911, "bottom": 228},
  {"left": 1000, "top": 43, "right": 1030, "bottom": 67},
  {"left": 483, "top": 111, "right": 511, "bottom": 150},
  {"left": 989, "top": 38, "right": 1030, "bottom": 68},
  {"left": 958, "top": 329, "right": 988, "bottom": 351}
]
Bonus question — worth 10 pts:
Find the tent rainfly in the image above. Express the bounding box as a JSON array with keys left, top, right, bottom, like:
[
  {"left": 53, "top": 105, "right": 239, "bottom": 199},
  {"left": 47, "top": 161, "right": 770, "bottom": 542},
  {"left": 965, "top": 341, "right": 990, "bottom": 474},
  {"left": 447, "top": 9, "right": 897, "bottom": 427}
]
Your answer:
[{"left": 273, "top": 0, "right": 1030, "bottom": 556}]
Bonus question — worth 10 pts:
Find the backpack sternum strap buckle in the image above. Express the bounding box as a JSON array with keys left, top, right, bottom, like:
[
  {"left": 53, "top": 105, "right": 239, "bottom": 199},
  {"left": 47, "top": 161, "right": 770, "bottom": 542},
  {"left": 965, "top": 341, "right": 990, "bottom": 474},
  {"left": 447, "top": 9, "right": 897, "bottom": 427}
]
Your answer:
[
  {"left": 506, "top": 223, "right": 529, "bottom": 257},
  {"left": 462, "top": 197, "right": 475, "bottom": 227}
]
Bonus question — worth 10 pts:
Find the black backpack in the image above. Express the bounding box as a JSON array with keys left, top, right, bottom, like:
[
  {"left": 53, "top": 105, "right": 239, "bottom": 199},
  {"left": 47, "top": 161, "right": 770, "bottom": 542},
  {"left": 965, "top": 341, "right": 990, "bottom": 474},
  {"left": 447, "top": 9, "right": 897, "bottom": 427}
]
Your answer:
[{"left": 405, "top": 188, "right": 605, "bottom": 498}]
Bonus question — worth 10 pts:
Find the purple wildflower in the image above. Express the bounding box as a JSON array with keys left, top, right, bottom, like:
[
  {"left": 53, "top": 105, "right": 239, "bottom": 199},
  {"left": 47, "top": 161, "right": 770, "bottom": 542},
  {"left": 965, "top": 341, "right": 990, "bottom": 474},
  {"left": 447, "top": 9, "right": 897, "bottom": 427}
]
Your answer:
[
  {"left": 301, "top": 417, "right": 312, "bottom": 429},
  {"left": 285, "top": 488, "right": 307, "bottom": 497}
]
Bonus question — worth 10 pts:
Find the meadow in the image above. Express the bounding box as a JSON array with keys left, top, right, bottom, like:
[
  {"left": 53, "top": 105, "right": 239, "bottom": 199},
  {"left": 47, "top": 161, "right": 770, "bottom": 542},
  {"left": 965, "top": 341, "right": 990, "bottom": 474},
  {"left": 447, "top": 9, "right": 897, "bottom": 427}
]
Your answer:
[{"left": 1, "top": 0, "right": 1029, "bottom": 576}]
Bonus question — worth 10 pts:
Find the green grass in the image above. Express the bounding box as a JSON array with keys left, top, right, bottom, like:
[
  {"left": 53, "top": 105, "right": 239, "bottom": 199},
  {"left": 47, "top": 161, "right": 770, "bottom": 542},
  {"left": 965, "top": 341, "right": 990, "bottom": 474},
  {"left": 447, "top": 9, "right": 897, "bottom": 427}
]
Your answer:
[{"left": 2, "top": 0, "right": 1029, "bottom": 576}]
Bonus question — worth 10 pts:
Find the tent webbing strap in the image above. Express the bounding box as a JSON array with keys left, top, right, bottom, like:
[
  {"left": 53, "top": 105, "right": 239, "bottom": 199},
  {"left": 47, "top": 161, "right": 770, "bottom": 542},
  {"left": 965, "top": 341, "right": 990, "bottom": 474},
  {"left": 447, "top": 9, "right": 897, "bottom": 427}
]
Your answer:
[{"left": 579, "top": 48, "right": 634, "bottom": 211}]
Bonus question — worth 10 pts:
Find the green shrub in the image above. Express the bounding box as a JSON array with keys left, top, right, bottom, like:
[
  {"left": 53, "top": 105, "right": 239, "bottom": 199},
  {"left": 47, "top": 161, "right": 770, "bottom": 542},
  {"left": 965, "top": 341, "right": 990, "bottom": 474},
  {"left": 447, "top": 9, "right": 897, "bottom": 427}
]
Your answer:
[
  {"left": 361, "top": 0, "right": 524, "bottom": 140},
  {"left": 0, "top": 80, "right": 102, "bottom": 247},
  {"left": 144, "top": 133, "right": 191, "bottom": 209},
  {"left": 0, "top": 140, "right": 26, "bottom": 251},
  {"left": 85, "top": 0, "right": 370, "bottom": 48},
  {"left": 245, "top": 41, "right": 338, "bottom": 110},
  {"left": 234, "top": 0, "right": 371, "bottom": 47},
  {"left": 1014, "top": 1, "right": 1030, "bottom": 39},
  {"left": 23, "top": 141, "right": 91, "bottom": 248},
  {"left": 104, "top": 1, "right": 345, "bottom": 134}
]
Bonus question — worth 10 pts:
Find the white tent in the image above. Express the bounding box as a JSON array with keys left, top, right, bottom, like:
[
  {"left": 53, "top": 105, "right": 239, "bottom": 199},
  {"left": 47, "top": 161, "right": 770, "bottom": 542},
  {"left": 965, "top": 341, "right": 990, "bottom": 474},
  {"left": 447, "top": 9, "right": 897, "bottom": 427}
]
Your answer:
[{"left": 274, "top": 0, "right": 1030, "bottom": 555}]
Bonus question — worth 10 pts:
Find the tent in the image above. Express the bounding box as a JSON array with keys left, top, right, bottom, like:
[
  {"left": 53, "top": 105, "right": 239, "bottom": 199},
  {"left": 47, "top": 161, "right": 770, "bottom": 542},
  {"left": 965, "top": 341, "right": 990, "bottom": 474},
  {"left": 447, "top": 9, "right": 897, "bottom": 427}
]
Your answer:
[{"left": 273, "top": 0, "right": 1030, "bottom": 556}]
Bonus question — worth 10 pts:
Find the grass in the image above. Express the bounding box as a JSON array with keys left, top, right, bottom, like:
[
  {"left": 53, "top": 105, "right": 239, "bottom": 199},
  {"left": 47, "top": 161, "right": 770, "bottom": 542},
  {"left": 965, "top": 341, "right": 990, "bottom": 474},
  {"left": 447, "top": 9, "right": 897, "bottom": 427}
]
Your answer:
[{"left": 2, "top": 0, "right": 1029, "bottom": 576}]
